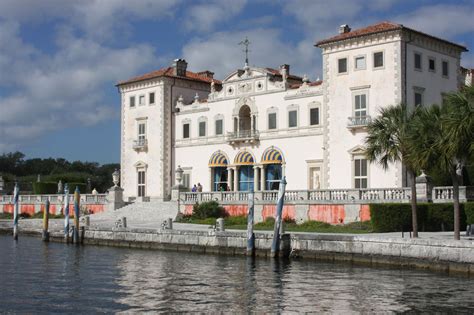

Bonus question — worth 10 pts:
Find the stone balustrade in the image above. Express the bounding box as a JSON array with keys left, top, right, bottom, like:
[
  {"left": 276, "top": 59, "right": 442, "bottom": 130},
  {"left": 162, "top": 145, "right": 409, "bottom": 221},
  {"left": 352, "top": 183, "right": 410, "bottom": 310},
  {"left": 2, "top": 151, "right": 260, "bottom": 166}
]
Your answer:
[
  {"left": 181, "top": 186, "right": 473, "bottom": 205},
  {"left": 1, "top": 193, "right": 107, "bottom": 204}
]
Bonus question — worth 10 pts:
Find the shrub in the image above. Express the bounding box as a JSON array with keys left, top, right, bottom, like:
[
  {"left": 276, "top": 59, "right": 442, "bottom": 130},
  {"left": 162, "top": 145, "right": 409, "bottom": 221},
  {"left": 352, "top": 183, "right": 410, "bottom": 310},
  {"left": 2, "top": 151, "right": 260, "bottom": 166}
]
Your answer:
[
  {"left": 370, "top": 202, "right": 468, "bottom": 232},
  {"left": 225, "top": 215, "right": 248, "bottom": 226},
  {"left": 191, "top": 201, "right": 226, "bottom": 219},
  {"left": 465, "top": 203, "right": 474, "bottom": 225},
  {"left": 32, "top": 182, "right": 57, "bottom": 194},
  {"left": 297, "top": 220, "right": 331, "bottom": 229}
]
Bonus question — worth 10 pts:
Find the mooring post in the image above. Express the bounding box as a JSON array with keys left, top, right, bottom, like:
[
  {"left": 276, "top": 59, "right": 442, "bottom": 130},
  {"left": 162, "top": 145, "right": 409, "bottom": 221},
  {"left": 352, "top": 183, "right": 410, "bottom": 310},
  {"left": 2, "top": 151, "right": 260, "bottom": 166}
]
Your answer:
[
  {"left": 271, "top": 177, "right": 287, "bottom": 258},
  {"left": 13, "top": 182, "right": 19, "bottom": 240},
  {"left": 63, "top": 184, "right": 69, "bottom": 243},
  {"left": 73, "top": 186, "right": 80, "bottom": 245},
  {"left": 42, "top": 199, "right": 50, "bottom": 242},
  {"left": 246, "top": 188, "right": 255, "bottom": 256}
]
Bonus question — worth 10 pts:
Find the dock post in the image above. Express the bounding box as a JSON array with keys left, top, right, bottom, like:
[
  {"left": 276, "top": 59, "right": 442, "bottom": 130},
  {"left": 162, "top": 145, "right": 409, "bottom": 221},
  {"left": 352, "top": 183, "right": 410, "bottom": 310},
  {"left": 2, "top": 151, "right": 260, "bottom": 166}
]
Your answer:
[
  {"left": 63, "top": 184, "right": 70, "bottom": 243},
  {"left": 13, "top": 182, "right": 19, "bottom": 240},
  {"left": 42, "top": 200, "right": 50, "bottom": 241},
  {"left": 73, "top": 186, "right": 80, "bottom": 244},
  {"left": 246, "top": 188, "right": 255, "bottom": 256},
  {"left": 271, "top": 177, "right": 287, "bottom": 258}
]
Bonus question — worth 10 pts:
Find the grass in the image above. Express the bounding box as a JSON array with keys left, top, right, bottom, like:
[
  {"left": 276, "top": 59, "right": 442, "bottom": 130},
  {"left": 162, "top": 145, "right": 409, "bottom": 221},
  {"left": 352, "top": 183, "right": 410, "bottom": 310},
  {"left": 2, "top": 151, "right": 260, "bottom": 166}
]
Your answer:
[
  {"left": 0, "top": 212, "right": 64, "bottom": 220},
  {"left": 176, "top": 215, "right": 373, "bottom": 234}
]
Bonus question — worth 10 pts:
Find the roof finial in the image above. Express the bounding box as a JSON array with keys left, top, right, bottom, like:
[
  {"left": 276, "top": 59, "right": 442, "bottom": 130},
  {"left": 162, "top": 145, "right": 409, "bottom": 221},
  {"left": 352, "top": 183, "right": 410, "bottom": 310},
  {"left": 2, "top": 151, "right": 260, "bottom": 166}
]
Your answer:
[{"left": 238, "top": 37, "right": 251, "bottom": 67}]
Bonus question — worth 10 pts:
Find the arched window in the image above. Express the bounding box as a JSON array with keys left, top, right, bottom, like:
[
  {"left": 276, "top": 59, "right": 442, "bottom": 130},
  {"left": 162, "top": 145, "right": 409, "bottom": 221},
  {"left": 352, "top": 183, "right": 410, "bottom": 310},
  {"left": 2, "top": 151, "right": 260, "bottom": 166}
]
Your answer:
[
  {"left": 261, "top": 147, "right": 283, "bottom": 190},
  {"left": 209, "top": 151, "right": 229, "bottom": 191},
  {"left": 234, "top": 150, "right": 255, "bottom": 191}
]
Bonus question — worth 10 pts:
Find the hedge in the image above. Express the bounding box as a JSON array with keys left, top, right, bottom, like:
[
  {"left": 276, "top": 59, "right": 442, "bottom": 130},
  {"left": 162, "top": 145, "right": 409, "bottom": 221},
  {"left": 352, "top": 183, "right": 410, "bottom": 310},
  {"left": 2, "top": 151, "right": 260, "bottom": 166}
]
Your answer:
[
  {"left": 370, "top": 203, "right": 470, "bottom": 232},
  {"left": 466, "top": 203, "right": 474, "bottom": 225},
  {"left": 32, "top": 182, "right": 87, "bottom": 194}
]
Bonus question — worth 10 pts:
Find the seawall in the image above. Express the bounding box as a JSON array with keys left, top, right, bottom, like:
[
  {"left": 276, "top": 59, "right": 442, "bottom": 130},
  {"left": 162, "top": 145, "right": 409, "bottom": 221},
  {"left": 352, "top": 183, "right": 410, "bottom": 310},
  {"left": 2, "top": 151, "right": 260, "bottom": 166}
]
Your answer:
[{"left": 1, "top": 220, "right": 473, "bottom": 276}]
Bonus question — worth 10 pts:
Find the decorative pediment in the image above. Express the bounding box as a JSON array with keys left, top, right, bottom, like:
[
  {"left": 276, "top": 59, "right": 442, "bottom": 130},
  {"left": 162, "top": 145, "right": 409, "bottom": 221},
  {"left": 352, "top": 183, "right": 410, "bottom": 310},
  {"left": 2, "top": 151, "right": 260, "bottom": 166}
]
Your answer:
[
  {"left": 232, "top": 96, "right": 257, "bottom": 115},
  {"left": 348, "top": 144, "right": 366, "bottom": 156},
  {"left": 134, "top": 161, "right": 148, "bottom": 169}
]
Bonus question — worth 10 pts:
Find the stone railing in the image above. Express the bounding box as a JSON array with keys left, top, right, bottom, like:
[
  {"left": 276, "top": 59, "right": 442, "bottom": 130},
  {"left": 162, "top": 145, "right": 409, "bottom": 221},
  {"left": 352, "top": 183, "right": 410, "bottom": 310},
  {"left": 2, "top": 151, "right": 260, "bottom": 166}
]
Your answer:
[
  {"left": 0, "top": 194, "right": 107, "bottom": 204},
  {"left": 226, "top": 130, "right": 259, "bottom": 144},
  {"left": 432, "top": 186, "right": 474, "bottom": 203},
  {"left": 181, "top": 186, "right": 473, "bottom": 205},
  {"left": 347, "top": 116, "right": 372, "bottom": 129}
]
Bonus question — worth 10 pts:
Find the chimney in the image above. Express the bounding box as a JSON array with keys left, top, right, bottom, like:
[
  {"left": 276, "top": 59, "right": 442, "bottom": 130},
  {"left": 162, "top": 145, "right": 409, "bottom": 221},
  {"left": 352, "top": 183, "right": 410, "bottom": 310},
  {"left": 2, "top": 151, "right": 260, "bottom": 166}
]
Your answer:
[
  {"left": 172, "top": 58, "right": 187, "bottom": 76},
  {"left": 339, "top": 24, "right": 351, "bottom": 34},
  {"left": 197, "top": 70, "right": 214, "bottom": 79},
  {"left": 279, "top": 64, "right": 290, "bottom": 77}
]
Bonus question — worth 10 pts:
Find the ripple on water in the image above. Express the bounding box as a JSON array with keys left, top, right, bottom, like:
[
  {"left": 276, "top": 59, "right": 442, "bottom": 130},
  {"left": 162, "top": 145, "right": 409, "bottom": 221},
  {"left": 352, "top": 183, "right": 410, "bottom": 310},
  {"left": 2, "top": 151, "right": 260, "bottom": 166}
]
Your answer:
[{"left": 1, "top": 235, "right": 473, "bottom": 313}]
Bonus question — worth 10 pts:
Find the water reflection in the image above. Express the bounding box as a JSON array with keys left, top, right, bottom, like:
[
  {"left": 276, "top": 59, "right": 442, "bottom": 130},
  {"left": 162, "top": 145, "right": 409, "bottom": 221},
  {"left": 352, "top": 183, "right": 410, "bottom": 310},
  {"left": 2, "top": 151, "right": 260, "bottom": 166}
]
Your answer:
[{"left": 1, "top": 235, "right": 473, "bottom": 313}]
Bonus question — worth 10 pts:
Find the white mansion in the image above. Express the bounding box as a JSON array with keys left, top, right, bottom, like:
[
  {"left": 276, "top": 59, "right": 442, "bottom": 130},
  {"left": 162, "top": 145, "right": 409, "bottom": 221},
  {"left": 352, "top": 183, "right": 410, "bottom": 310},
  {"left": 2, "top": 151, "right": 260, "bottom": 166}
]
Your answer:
[{"left": 117, "top": 22, "right": 469, "bottom": 201}]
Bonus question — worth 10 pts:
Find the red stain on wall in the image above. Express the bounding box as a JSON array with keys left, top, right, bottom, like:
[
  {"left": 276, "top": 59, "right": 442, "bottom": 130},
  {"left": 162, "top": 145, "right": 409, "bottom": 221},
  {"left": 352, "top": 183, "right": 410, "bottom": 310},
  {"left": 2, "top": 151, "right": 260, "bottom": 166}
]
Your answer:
[
  {"left": 86, "top": 205, "right": 104, "bottom": 214},
  {"left": 184, "top": 205, "right": 193, "bottom": 215},
  {"left": 359, "top": 204, "right": 371, "bottom": 222},
  {"left": 21, "top": 205, "right": 35, "bottom": 215},
  {"left": 223, "top": 205, "right": 248, "bottom": 217},
  {"left": 308, "top": 205, "right": 345, "bottom": 224},
  {"left": 3, "top": 204, "right": 13, "bottom": 213},
  {"left": 262, "top": 205, "right": 295, "bottom": 221}
]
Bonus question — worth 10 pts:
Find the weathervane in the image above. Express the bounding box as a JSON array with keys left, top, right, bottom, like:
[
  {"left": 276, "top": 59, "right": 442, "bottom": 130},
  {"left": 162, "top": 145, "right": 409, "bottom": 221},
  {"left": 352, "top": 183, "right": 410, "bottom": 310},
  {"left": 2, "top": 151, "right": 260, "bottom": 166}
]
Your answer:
[{"left": 238, "top": 37, "right": 251, "bottom": 67}]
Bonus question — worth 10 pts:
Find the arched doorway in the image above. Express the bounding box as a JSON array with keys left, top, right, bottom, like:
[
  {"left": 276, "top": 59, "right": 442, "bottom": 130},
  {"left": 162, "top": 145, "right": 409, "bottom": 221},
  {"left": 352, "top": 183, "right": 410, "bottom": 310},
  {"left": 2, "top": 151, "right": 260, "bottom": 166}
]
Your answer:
[
  {"left": 261, "top": 147, "right": 284, "bottom": 190},
  {"left": 239, "top": 105, "right": 251, "bottom": 133},
  {"left": 209, "top": 151, "right": 229, "bottom": 191}
]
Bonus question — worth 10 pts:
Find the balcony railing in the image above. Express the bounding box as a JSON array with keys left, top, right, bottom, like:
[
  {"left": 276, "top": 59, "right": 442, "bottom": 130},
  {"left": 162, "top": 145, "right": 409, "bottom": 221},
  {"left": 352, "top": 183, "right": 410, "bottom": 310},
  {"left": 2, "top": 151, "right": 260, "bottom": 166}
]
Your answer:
[
  {"left": 347, "top": 116, "right": 371, "bottom": 129},
  {"left": 133, "top": 138, "right": 148, "bottom": 151},
  {"left": 227, "top": 130, "right": 259, "bottom": 144}
]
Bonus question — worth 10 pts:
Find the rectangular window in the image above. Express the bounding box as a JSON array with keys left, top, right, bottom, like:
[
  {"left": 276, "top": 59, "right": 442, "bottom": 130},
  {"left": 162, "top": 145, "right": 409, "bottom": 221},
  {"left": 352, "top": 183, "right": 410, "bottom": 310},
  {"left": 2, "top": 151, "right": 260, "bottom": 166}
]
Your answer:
[
  {"left": 138, "top": 122, "right": 146, "bottom": 141},
  {"left": 149, "top": 92, "right": 155, "bottom": 104},
  {"left": 215, "top": 119, "right": 223, "bottom": 135},
  {"left": 354, "top": 94, "right": 367, "bottom": 117},
  {"left": 414, "top": 53, "right": 422, "bottom": 70},
  {"left": 373, "top": 52, "right": 384, "bottom": 68},
  {"left": 338, "top": 58, "right": 347, "bottom": 73},
  {"left": 310, "top": 108, "right": 319, "bottom": 125},
  {"left": 288, "top": 110, "right": 297, "bottom": 128},
  {"left": 183, "top": 123, "right": 190, "bottom": 139},
  {"left": 429, "top": 58, "right": 436, "bottom": 72},
  {"left": 442, "top": 61, "right": 449, "bottom": 77},
  {"left": 268, "top": 113, "right": 277, "bottom": 130},
  {"left": 130, "top": 96, "right": 135, "bottom": 107},
  {"left": 355, "top": 56, "right": 366, "bottom": 70},
  {"left": 354, "top": 158, "right": 368, "bottom": 189},
  {"left": 139, "top": 95, "right": 145, "bottom": 106},
  {"left": 182, "top": 173, "right": 191, "bottom": 189},
  {"left": 415, "top": 92, "right": 423, "bottom": 106},
  {"left": 199, "top": 121, "right": 206, "bottom": 137},
  {"left": 137, "top": 170, "right": 146, "bottom": 197}
]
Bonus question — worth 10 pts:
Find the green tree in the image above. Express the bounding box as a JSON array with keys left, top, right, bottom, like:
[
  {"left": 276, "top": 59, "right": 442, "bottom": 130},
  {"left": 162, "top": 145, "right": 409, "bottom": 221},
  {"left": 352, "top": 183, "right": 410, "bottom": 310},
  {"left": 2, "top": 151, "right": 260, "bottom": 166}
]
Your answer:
[{"left": 365, "top": 103, "right": 421, "bottom": 237}]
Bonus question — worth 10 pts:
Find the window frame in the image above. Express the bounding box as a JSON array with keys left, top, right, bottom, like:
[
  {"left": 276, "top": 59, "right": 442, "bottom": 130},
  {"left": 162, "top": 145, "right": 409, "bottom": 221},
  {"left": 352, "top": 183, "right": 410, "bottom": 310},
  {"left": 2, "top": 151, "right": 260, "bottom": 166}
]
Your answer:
[
  {"left": 337, "top": 57, "right": 348, "bottom": 74},
  {"left": 137, "top": 169, "right": 146, "bottom": 197},
  {"left": 354, "top": 54, "right": 366, "bottom": 71},
  {"left": 268, "top": 112, "right": 277, "bottom": 130},
  {"left": 414, "top": 52, "right": 422, "bottom": 71},
  {"left": 149, "top": 92, "right": 155, "bottom": 105},
  {"left": 288, "top": 109, "right": 298, "bottom": 128},
  {"left": 373, "top": 51, "right": 384, "bottom": 69},
  {"left": 129, "top": 95, "right": 136, "bottom": 108},
  {"left": 137, "top": 121, "right": 146, "bottom": 141},
  {"left": 138, "top": 94, "right": 145, "bottom": 106},
  {"left": 198, "top": 117, "right": 207, "bottom": 138},
  {"left": 413, "top": 86, "right": 425, "bottom": 107},
  {"left": 215, "top": 118, "right": 223, "bottom": 136},
  {"left": 353, "top": 157, "right": 368, "bottom": 189},
  {"left": 182, "top": 121, "right": 190, "bottom": 139},
  {"left": 442, "top": 60, "right": 449, "bottom": 78},
  {"left": 309, "top": 105, "right": 320, "bottom": 126},
  {"left": 428, "top": 56, "right": 436, "bottom": 73},
  {"left": 352, "top": 91, "right": 369, "bottom": 118}
]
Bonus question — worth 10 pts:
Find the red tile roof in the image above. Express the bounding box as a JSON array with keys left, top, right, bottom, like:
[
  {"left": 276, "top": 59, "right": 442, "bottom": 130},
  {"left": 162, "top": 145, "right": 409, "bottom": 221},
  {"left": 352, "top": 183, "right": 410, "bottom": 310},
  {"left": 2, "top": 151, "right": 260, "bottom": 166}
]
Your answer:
[
  {"left": 315, "top": 21, "right": 468, "bottom": 51},
  {"left": 289, "top": 80, "right": 323, "bottom": 89},
  {"left": 117, "top": 67, "right": 221, "bottom": 86},
  {"left": 265, "top": 67, "right": 303, "bottom": 80}
]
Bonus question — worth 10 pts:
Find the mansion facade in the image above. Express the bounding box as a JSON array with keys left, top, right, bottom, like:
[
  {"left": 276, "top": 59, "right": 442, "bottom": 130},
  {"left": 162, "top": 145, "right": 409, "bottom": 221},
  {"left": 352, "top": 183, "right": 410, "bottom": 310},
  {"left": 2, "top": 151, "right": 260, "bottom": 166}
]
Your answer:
[{"left": 117, "top": 22, "right": 469, "bottom": 201}]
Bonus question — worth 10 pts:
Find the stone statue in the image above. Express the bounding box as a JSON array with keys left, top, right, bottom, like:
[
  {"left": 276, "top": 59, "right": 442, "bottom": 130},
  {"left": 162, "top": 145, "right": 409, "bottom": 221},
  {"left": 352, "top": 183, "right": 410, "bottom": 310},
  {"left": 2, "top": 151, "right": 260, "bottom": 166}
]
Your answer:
[
  {"left": 58, "top": 180, "right": 63, "bottom": 194},
  {"left": 211, "top": 80, "right": 216, "bottom": 93}
]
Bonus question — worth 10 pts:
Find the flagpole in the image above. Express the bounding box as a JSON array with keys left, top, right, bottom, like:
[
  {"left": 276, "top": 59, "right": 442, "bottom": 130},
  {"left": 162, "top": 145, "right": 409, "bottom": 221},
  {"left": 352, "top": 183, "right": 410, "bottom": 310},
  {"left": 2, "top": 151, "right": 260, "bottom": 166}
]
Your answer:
[
  {"left": 246, "top": 188, "right": 255, "bottom": 256},
  {"left": 271, "top": 177, "right": 287, "bottom": 257},
  {"left": 13, "top": 182, "right": 19, "bottom": 240}
]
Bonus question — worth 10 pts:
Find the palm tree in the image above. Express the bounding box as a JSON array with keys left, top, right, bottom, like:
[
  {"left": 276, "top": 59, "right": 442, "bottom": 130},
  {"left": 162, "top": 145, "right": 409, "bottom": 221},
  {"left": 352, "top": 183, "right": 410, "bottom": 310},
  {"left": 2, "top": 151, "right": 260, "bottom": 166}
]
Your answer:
[
  {"left": 365, "top": 103, "right": 420, "bottom": 237},
  {"left": 408, "top": 85, "right": 474, "bottom": 240}
]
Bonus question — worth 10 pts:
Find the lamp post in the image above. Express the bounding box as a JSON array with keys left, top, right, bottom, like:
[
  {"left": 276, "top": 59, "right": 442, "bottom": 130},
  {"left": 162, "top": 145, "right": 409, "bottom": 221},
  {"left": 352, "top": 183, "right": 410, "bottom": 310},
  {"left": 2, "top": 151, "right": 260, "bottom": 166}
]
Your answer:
[{"left": 112, "top": 169, "right": 120, "bottom": 187}]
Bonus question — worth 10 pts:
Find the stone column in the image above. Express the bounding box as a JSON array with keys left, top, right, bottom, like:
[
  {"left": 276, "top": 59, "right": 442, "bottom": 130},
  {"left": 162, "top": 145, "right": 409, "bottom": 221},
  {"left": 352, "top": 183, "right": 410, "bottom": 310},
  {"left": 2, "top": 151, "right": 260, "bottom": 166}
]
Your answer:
[
  {"left": 107, "top": 186, "right": 125, "bottom": 212},
  {"left": 282, "top": 163, "right": 286, "bottom": 177},
  {"left": 233, "top": 166, "right": 239, "bottom": 191},
  {"left": 416, "top": 171, "right": 433, "bottom": 202},
  {"left": 261, "top": 165, "right": 266, "bottom": 191},
  {"left": 209, "top": 168, "right": 213, "bottom": 192},
  {"left": 253, "top": 166, "right": 259, "bottom": 191},
  {"left": 227, "top": 167, "right": 232, "bottom": 191}
]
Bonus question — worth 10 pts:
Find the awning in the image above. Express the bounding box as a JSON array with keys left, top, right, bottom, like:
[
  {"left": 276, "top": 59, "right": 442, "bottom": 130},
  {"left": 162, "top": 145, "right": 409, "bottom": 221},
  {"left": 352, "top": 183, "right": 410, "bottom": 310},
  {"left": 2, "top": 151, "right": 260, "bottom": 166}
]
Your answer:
[
  {"left": 234, "top": 151, "right": 254, "bottom": 165},
  {"left": 261, "top": 147, "right": 283, "bottom": 164},
  {"left": 209, "top": 151, "right": 228, "bottom": 167}
]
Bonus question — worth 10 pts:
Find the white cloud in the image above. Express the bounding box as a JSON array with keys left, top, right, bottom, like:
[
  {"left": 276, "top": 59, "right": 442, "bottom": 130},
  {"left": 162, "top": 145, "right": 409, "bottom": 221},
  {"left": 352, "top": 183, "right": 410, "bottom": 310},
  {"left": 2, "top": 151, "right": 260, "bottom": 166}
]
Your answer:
[
  {"left": 394, "top": 4, "right": 474, "bottom": 38},
  {"left": 184, "top": 0, "right": 247, "bottom": 32},
  {"left": 182, "top": 28, "right": 319, "bottom": 80},
  {"left": 0, "top": 20, "right": 158, "bottom": 152}
]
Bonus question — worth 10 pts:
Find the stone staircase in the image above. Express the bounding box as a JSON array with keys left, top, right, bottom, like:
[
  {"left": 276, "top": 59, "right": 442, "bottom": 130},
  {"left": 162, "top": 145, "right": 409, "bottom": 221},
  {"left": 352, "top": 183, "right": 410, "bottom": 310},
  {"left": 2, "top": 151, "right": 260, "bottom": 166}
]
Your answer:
[{"left": 89, "top": 201, "right": 179, "bottom": 228}]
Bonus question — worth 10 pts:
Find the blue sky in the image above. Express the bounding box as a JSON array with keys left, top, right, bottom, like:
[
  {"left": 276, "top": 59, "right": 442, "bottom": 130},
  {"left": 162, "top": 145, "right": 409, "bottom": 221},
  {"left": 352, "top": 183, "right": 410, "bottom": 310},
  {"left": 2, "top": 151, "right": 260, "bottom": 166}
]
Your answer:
[{"left": 0, "top": 0, "right": 473, "bottom": 164}]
